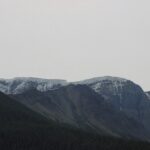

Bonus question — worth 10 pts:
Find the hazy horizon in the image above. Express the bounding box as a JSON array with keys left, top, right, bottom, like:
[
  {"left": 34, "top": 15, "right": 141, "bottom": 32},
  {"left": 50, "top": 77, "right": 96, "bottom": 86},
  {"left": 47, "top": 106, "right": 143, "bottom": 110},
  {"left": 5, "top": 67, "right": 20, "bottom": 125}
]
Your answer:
[{"left": 0, "top": 0, "right": 150, "bottom": 90}]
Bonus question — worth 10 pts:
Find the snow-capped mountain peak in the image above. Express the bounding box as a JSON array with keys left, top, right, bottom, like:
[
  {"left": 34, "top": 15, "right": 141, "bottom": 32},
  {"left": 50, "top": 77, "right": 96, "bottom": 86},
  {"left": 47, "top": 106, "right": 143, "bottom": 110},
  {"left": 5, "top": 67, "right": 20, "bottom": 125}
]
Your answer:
[
  {"left": 75, "top": 76, "right": 130, "bottom": 96},
  {"left": 0, "top": 77, "right": 68, "bottom": 94},
  {"left": 75, "top": 76, "right": 128, "bottom": 85},
  {"left": 74, "top": 76, "right": 148, "bottom": 116}
]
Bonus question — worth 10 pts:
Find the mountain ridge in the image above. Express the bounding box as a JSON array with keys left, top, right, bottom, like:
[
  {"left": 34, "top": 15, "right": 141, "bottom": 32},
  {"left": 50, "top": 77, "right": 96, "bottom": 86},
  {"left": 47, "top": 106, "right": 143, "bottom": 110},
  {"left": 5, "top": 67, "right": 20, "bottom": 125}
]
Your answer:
[
  {"left": 0, "top": 77, "right": 67, "bottom": 94},
  {"left": 1, "top": 76, "right": 150, "bottom": 140},
  {"left": 0, "top": 76, "right": 147, "bottom": 94}
]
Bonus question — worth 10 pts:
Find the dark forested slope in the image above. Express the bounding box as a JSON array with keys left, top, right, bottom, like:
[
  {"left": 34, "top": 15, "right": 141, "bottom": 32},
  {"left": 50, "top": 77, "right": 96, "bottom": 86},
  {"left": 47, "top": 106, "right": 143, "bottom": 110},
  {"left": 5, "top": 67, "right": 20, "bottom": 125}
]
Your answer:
[{"left": 0, "top": 91, "right": 150, "bottom": 150}]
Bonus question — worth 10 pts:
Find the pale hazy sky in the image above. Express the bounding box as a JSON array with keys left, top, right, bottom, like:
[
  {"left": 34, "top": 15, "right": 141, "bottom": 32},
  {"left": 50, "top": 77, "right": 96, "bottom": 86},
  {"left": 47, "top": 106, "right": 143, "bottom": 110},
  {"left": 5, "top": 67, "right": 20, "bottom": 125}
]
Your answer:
[{"left": 0, "top": 0, "right": 150, "bottom": 90}]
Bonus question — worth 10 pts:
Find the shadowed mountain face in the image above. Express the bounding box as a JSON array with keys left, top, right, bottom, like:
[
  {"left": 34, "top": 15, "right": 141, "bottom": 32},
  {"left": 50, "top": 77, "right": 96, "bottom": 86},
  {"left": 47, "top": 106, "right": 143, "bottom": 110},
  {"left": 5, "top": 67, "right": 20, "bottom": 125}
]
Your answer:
[
  {"left": 0, "top": 91, "right": 47, "bottom": 126},
  {"left": 0, "top": 91, "right": 120, "bottom": 150},
  {"left": 77, "top": 77, "right": 150, "bottom": 130},
  {"left": 2, "top": 91, "right": 150, "bottom": 150},
  {"left": 12, "top": 84, "right": 150, "bottom": 140},
  {"left": 0, "top": 91, "right": 112, "bottom": 149}
]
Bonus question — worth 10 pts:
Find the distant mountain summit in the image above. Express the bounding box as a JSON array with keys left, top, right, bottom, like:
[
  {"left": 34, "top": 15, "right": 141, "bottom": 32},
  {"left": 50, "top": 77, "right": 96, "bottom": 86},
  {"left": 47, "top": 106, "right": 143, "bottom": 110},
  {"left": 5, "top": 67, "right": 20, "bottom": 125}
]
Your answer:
[
  {"left": 76, "top": 76, "right": 128, "bottom": 85},
  {"left": 77, "top": 76, "right": 150, "bottom": 123},
  {"left": 76, "top": 76, "right": 139, "bottom": 97},
  {"left": 0, "top": 77, "right": 67, "bottom": 94}
]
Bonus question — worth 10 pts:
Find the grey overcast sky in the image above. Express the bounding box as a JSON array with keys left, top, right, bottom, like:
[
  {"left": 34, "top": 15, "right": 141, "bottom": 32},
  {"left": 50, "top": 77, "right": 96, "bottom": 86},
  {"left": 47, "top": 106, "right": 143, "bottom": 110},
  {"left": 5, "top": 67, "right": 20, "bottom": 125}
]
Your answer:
[{"left": 0, "top": 0, "right": 150, "bottom": 90}]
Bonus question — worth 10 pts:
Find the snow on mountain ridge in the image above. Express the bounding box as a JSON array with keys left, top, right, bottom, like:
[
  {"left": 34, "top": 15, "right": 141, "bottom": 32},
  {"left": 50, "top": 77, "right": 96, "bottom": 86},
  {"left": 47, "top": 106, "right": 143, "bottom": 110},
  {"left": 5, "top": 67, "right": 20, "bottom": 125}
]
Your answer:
[
  {"left": 74, "top": 76, "right": 147, "bottom": 113},
  {"left": 0, "top": 77, "right": 66, "bottom": 83},
  {"left": 0, "top": 77, "right": 68, "bottom": 94},
  {"left": 75, "top": 76, "right": 150, "bottom": 122},
  {"left": 146, "top": 92, "right": 150, "bottom": 100},
  {"left": 75, "top": 76, "right": 128, "bottom": 85},
  {"left": 74, "top": 76, "right": 130, "bottom": 96},
  {"left": 0, "top": 76, "right": 145, "bottom": 96}
]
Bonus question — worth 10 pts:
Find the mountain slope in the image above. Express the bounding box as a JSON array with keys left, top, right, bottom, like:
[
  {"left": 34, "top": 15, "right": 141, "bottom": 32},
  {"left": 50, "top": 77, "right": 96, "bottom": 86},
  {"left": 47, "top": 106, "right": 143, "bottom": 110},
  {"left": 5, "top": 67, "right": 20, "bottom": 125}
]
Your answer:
[
  {"left": 76, "top": 76, "right": 150, "bottom": 128},
  {"left": 12, "top": 84, "right": 150, "bottom": 140},
  {"left": 0, "top": 91, "right": 119, "bottom": 150},
  {"left": 0, "top": 91, "right": 47, "bottom": 126},
  {"left": 2, "top": 91, "right": 150, "bottom": 150},
  {"left": 1, "top": 76, "right": 150, "bottom": 140}
]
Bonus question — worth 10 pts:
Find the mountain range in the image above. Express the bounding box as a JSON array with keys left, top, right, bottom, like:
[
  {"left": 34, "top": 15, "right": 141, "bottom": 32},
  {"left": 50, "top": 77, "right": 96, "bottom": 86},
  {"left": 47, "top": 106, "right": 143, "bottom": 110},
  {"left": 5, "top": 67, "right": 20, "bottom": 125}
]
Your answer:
[{"left": 0, "top": 76, "right": 150, "bottom": 141}]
